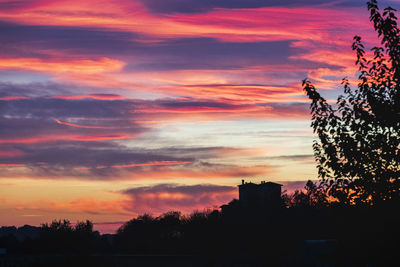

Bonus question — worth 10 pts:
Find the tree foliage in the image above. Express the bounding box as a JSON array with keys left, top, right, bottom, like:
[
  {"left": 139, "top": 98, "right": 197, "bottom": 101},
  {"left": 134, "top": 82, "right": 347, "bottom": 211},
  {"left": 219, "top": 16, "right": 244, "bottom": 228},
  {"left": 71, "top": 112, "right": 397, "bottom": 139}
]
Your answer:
[
  {"left": 289, "top": 180, "right": 328, "bottom": 208},
  {"left": 40, "top": 219, "right": 99, "bottom": 253},
  {"left": 303, "top": 0, "right": 400, "bottom": 205}
]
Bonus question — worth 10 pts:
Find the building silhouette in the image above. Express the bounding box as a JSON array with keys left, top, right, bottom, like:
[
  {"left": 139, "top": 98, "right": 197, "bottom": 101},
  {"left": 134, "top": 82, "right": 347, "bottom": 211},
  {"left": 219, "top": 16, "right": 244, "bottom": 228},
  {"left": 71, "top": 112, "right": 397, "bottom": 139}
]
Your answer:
[
  {"left": 221, "top": 180, "right": 282, "bottom": 213},
  {"left": 238, "top": 180, "right": 282, "bottom": 208}
]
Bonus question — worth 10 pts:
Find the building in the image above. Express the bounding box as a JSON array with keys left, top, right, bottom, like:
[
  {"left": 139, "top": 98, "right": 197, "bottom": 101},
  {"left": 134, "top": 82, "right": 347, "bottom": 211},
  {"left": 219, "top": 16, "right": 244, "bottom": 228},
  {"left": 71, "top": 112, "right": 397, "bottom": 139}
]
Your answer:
[
  {"left": 220, "top": 180, "right": 283, "bottom": 213},
  {"left": 238, "top": 180, "right": 282, "bottom": 208}
]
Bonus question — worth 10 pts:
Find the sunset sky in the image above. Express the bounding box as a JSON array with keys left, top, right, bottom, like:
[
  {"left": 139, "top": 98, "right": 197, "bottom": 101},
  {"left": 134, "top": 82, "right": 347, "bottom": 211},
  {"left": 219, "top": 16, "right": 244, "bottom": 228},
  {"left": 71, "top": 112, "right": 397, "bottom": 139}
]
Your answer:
[{"left": 1, "top": 0, "right": 398, "bottom": 233}]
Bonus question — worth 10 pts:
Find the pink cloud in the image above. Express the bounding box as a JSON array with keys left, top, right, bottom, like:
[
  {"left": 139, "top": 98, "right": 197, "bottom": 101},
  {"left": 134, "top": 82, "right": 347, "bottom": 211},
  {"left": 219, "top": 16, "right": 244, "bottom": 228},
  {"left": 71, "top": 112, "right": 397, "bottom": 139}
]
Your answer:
[
  {"left": 121, "top": 183, "right": 237, "bottom": 214},
  {"left": 50, "top": 94, "right": 124, "bottom": 100},
  {"left": 0, "top": 134, "right": 135, "bottom": 144},
  {"left": 0, "top": 163, "right": 25, "bottom": 167},
  {"left": 0, "top": 96, "right": 31, "bottom": 101},
  {"left": 0, "top": 150, "right": 25, "bottom": 158},
  {"left": 0, "top": 57, "right": 124, "bottom": 74},
  {"left": 0, "top": 1, "right": 370, "bottom": 44},
  {"left": 54, "top": 119, "right": 114, "bottom": 129},
  {"left": 79, "top": 160, "right": 191, "bottom": 170},
  {"left": 70, "top": 135, "right": 134, "bottom": 141}
]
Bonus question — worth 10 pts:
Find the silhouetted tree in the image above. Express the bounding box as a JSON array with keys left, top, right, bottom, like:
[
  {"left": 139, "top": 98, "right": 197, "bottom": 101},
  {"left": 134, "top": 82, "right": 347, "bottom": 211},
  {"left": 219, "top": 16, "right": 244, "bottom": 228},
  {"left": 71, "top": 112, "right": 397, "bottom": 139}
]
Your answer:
[
  {"left": 116, "top": 214, "right": 158, "bottom": 252},
  {"left": 39, "top": 219, "right": 100, "bottom": 253},
  {"left": 290, "top": 181, "right": 328, "bottom": 208},
  {"left": 40, "top": 219, "right": 74, "bottom": 252},
  {"left": 41, "top": 219, "right": 73, "bottom": 233},
  {"left": 74, "top": 220, "right": 93, "bottom": 233},
  {"left": 303, "top": 0, "right": 400, "bottom": 205}
]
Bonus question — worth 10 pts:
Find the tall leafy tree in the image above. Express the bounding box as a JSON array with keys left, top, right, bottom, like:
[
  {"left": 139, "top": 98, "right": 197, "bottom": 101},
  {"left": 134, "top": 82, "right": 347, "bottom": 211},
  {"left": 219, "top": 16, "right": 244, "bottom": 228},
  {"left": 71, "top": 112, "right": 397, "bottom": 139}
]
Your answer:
[{"left": 303, "top": 0, "right": 400, "bottom": 205}]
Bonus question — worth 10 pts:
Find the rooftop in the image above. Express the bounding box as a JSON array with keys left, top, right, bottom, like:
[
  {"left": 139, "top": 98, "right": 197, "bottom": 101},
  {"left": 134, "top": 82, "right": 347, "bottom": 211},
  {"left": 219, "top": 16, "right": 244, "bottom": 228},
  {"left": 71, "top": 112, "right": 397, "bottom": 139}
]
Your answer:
[{"left": 238, "top": 180, "right": 282, "bottom": 187}]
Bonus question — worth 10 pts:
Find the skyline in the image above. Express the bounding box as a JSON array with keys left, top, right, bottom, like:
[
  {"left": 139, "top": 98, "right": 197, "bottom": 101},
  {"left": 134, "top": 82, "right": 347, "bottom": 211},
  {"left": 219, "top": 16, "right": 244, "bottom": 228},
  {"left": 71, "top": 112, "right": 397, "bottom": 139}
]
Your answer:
[{"left": 1, "top": 0, "right": 398, "bottom": 233}]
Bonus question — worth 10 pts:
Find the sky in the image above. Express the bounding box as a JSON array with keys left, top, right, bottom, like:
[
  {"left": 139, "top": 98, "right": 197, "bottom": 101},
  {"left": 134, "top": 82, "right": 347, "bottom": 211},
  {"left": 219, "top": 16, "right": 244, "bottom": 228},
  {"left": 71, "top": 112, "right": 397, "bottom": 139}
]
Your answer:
[{"left": 1, "top": 0, "right": 399, "bottom": 233}]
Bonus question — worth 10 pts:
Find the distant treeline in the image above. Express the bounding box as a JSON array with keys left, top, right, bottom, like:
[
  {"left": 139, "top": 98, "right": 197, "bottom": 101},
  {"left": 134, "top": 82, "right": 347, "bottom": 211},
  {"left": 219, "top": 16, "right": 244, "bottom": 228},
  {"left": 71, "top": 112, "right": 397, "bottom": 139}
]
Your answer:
[{"left": 1, "top": 185, "right": 400, "bottom": 266}]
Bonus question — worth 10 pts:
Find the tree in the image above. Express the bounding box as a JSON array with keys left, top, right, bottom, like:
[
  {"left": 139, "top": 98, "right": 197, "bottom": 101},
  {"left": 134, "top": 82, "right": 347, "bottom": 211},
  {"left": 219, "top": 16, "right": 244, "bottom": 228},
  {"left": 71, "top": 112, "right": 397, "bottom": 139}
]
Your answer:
[
  {"left": 289, "top": 180, "right": 328, "bottom": 208},
  {"left": 74, "top": 220, "right": 94, "bottom": 234},
  {"left": 41, "top": 219, "right": 73, "bottom": 233},
  {"left": 39, "top": 219, "right": 99, "bottom": 253},
  {"left": 303, "top": 0, "right": 400, "bottom": 205}
]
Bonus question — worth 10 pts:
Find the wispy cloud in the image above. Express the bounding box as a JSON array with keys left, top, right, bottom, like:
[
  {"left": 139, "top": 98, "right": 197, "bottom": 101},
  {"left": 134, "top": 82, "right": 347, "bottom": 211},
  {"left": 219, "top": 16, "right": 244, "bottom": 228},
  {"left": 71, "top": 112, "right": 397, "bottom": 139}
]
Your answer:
[{"left": 121, "top": 183, "right": 236, "bottom": 214}]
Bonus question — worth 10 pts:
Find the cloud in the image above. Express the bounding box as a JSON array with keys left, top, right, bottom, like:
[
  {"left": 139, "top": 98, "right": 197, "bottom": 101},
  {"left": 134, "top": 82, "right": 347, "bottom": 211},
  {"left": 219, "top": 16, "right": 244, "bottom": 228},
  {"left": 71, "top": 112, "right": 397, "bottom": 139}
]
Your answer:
[
  {"left": 0, "top": 150, "right": 25, "bottom": 158},
  {"left": 0, "top": 142, "right": 193, "bottom": 171},
  {"left": 1, "top": 96, "right": 137, "bottom": 119},
  {"left": 265, "top": 154, "right": 314, "bottom": 162},
  {"left": 48, "top": 198, "right": 130, "bottom": 215},
  {"left": 0, "top": 20, "right": 305, "bottom": 72},
  {"left": 0, "top": 140, "right": 274, "bottom": 180},
  {"left": 53, "top": 119, "right": 115, "bottom": 129},
  {"left": 0, "top": 2, "right": 371, "bottom": 105},
  {"left": 0, "top": 97, "right": 144, "bottom": 145},
  {"left": 0, "top": 88, "right": 302, "bottom": 180},
  {"left": 139, "top": 0, "right": 363, "bottom": 14},
  {"left": 50, "top": 94, "right": 124, "bottom": 100},
  {"left": 121, "top": 183, "right": 237, "bottom": 214},
  {"left": 0, "top": 163, "right": 25, "bottom": 167},
  {"left": 0, "top": 82, "right": 71, "bottom": 98},
  {"left": 79, "top": 160, "right": 191, "bottom": 170},
  {"left": 11, "top": 197, "right": 131, "bottom": 216},
  {"left": 124, "top": 38, "right": 302, "bottom": 71},
  {"left": 0, "top": 1, "right": 369, "bottom": 44},
  {"left": 0, "top": 57, "right": 124, "bottom": 75},
  {"left": 0, "top": 96, "right": 31, "bottom": 100},
  {"left": 130, "top": 99, "right": 310, "bottom": 122},
  {"left": 0, "top": 90, "right": 309, "bottom": 147},
  {"left": 0, "top": 21, "right": 138, "bottom": 57}
]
